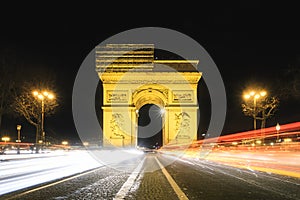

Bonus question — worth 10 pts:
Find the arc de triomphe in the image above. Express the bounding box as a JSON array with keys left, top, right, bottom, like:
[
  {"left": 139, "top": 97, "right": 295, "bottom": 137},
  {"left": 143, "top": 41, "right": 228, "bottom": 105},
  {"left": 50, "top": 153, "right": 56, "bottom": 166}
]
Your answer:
[{"left": 96, "top": 44, "right": 201, "bottom": 148}]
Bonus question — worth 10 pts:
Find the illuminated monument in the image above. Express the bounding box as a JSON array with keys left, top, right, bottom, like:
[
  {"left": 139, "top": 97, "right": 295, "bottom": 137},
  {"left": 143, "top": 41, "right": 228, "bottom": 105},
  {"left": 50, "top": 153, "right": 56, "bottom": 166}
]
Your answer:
[{"left": 96, "top": 44, "right": 202, "bottom": 147}]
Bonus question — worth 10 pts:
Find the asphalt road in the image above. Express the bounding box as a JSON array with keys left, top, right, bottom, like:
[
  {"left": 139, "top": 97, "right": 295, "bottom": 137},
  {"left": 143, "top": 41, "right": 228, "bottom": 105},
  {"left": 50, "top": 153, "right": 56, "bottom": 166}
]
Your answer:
[{"left": 2, "top": 152, "right": 300, "bottom": 200}]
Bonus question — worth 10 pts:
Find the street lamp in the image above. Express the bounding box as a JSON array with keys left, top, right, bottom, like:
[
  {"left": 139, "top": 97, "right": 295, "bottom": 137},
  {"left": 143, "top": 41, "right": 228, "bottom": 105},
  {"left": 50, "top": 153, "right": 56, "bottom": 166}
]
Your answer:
[
  {"left": 32, "top": 90, "right": 55, "bottom": 151},
  {"left": 276, "top": 123, "right": 280, "bottom": 142},
  {"left": 83, "top": 142, "right": 89, "bottom": 146},
  {"left": 16, "top": 125, "right": 22, "bottom": 142},
  {"left": 243, "top": 90, "right": 267, "bottom": 130},
  {"left": 2, "top": 136, "right": 10, "bottom": 143},
  {"left": 16, "top": 125, "right": 22, "bottom": 154}
]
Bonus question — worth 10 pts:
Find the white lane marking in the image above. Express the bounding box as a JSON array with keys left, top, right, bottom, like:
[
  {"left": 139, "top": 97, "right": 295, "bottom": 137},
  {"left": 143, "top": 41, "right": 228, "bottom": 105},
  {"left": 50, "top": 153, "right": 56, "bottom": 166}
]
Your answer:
[
  {"left": 114, "top": 157, "right": 146, "bottom": 200},
  {"left": 155, "top": 157, "right": 189, "bottom": 200}
]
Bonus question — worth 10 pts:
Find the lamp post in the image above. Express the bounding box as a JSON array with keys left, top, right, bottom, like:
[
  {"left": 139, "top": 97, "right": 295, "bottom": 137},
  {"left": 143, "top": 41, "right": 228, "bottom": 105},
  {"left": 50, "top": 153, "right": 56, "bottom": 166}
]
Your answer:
[
  {"left": 276, "top": 123, "right": 280, "bottom": 142},
  {"left": 16, "top": 125, "right": 21, "bottom": 154},
  {"left": 32, "top": 90, "right": 55, "bottom": 152},
  {"left": 16, "top": 125, "right": 22, "bottom": 142},
  {"left": 243, "top": 90, "right": 267, "bottom": 130}
]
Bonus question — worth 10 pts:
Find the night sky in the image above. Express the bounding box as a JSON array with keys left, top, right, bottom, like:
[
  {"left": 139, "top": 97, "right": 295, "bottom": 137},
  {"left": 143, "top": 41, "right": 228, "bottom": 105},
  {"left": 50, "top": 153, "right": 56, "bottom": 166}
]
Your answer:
[{"left": 0, "top": 3, "right": 299, "bottom": 144}]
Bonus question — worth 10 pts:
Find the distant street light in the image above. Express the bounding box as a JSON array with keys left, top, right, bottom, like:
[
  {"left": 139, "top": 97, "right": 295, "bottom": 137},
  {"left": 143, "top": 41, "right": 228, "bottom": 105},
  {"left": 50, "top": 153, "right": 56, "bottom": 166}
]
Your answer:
[
  {"left": 16, "top": 125, "right": 22, "bottom": 154},
  {"left": 276, "top": 123, "right": 280, "bottom": 142},
  {"left": 243, "top": 90, "right": 267, "bottom": 130},
  {"left": 283, "top": 138, "right": 292, "bottom": 143},
  {"left": 256, "top": 140, "right": 262, "bottom": 145},
  {"left": 83, "top": 142, "right": 89, "bottom": 146},
  {"left": 32, "top": 90, "right": 55, "bottom": 152},
  {"left": 62, "top": 141, "right": 69, "bottom": 150},
  {"left": 16, "top": 125, "right": 22, "bottom": 142},
  {"left": 2, "top": 136, "right": 10, "bottom": 143}
]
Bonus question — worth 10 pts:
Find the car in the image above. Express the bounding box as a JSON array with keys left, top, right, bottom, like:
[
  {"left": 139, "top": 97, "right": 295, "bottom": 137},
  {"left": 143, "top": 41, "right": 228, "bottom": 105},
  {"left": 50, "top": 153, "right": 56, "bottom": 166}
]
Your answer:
[{"left": 137, "top": 146, "right": 157, "bottom": 153}]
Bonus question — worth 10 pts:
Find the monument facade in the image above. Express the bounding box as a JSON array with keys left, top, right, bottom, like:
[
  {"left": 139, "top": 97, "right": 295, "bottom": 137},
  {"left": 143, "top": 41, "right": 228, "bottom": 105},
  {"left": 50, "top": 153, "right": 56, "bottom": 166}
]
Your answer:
[{"left": 96, "top": 44, "right": 202, "bottom": 147}]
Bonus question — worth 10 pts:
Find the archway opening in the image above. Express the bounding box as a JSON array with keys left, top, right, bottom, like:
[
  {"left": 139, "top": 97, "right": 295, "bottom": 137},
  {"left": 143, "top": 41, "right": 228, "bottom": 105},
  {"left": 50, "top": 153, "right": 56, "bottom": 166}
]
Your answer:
[{"left": 138, "top": 104, "right": 163, "bottom": 149}]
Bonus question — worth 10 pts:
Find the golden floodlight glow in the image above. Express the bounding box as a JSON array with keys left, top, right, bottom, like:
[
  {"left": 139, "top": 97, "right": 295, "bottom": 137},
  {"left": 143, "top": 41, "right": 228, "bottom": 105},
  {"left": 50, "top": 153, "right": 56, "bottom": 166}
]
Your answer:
[
  {"left": 250, "top": 91, "right": 255, "bottom": 96},
  {"left": 254, "top": 94, "right": 260, "bottom": 99},
  {"left": 48, "top": 93, "right": 54, "bottom": 99},
  {"left": 43, "top": 91, "right": 49, "bottom": 96},
  {"left": 2, "top": 136, "right": 10, "bottom": 142},
  {"left": 38, "top": 94, "right": 44, "bottom": 100},
  {"left": 244, "top": 94, "right": 250, "bottom": 99},
  {"left": 33, "top": 90, "right": 55, "bottom": 100},
  {"left": 33, "top": 91, "right": 39, "bottom": 96},
  {"left": 260, "top": 91, "right": 267, "bottom": 97},
  {"left": 256, "top": 140, "right": 262, "bottom": 144},
  {"left": 17, "top": 125, "right": 22, "bottom": 131},
  {"left": 284, "top": 138, "right": 292, "bottom": 143}
]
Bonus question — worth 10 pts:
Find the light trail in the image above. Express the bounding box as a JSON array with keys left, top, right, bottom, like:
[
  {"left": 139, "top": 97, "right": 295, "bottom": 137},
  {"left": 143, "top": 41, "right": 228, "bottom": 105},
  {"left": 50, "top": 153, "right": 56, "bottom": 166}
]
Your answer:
[
  {"left": 0, "top": 149, "right": 145, "bottom": 196},
  {"left": 5, "top": 167, "right": 104, "bottom": 200},
  {"left": 0, "top": 150, "right": 101, "bottom": 195},
  {"left": 161, "top": 148, "right": 300, "bottom": 178},
  {"left": 160, "top": 121, "right": 300, "bottom": 178}
]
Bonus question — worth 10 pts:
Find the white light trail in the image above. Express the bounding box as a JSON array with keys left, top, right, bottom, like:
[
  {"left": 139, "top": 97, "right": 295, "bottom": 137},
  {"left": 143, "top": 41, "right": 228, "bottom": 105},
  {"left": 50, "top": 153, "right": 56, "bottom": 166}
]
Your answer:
[{"left": 0, "top": 150, "right": 101, "bottom": 195}]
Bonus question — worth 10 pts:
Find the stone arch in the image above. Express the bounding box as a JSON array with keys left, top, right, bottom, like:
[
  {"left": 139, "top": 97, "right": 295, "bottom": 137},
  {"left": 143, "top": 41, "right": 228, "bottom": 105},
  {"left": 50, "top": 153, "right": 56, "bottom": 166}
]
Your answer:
[
  {"left": 97, "top": 44, "right": 202, "bottom": 148},
  {"left": 132, "top": 85, "right": 168, "bottom": 110},
  {"left": 132, "top": 85, "right": 168, "bottom": 147}
]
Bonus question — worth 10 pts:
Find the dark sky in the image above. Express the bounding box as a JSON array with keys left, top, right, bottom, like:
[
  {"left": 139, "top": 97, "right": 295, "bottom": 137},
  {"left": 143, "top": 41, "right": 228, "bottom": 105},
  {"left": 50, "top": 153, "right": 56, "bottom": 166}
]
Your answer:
[{"left": 1, "top": 3, "right": 300, "bottom": 144}]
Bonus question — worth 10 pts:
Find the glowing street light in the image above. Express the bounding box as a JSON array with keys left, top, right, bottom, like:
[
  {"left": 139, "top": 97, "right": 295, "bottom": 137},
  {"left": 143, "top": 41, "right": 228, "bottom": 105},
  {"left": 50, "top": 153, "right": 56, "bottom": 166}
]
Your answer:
[
  {"left": 16, "top": 125, "right": 22, "bottom": 142},
  {"left": 284, "top": 138, "right": 292, "bottom": 143},
  {"left": 16, "top": 125, "right": 22, "bottom": 154},
  {"left": 256, "top": 140, "right": 262, "bottom": 145},
  {"left": 62, "top": 141, "right": 68, "bottom": 145},
  {"left": 2, "top": 136, "right": 10, "bottom": 143},
  {"left": 32, "top": 90, "right": 55, "bottom": 151},
  {"left": 83, "top": 142, "right": 89, "bottom": 146},
  {"left": 243, "top": 90, "right": 267, "bottom": 130}
]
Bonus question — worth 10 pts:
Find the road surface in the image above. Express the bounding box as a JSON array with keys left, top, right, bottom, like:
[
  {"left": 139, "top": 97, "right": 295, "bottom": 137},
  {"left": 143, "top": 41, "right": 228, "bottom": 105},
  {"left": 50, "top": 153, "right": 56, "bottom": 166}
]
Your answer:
[{"left": 1, "top": 150, "right": 299, "bottom": 200}]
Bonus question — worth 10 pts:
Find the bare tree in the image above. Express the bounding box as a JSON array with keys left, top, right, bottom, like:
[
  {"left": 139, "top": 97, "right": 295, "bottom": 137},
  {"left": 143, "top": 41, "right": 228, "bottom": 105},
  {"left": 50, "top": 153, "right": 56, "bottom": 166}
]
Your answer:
[
  {"left": 242, "top": 96, "right": 279, "bottom": 129},
  {"left": 257, "top": 97, "right": 279, "bottom": 129},
  {"left": 278, "top": 65, "right": 300, "bottom": 99},
  {"left": 0, "top": 68, "right": 13, "bottom": 128},
  {"left": 11, "top": 81, "right": 58, "bottom": 148},
  {"left": 0, "top": 52, "right": 19, "bottom": 129}
]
